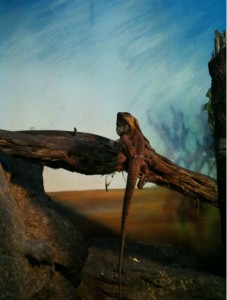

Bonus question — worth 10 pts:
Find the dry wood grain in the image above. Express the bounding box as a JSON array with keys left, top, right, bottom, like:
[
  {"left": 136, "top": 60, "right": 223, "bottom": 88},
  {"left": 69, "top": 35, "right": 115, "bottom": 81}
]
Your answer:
[{"left": 0, "top": 129, "right": 217, "bottom": 206}]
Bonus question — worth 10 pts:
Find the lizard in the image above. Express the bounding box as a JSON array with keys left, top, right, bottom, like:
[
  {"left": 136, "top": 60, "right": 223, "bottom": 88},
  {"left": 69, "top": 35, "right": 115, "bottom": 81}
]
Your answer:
[{"left": 116, "top": 112, "right": 150, "bottom": 299}]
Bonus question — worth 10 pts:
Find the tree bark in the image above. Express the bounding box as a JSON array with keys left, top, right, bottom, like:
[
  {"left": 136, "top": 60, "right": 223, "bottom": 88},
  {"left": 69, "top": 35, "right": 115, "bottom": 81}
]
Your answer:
[
  {"left": 208, "top": 31, "right": 226, "bottom": 242},
  {"left": 0, "top": 129, "right": 217, "bottom": 207}
]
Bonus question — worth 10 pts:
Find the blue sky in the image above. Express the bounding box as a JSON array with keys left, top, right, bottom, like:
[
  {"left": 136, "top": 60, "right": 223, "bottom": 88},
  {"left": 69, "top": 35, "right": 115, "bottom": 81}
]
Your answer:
[{"left": 0, "top": 0, "right": 225, "bottom": 191}]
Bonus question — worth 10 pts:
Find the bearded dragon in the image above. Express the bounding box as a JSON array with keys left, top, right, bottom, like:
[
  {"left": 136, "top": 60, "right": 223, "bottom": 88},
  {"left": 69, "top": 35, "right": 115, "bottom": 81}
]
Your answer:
[{"left": 116, "top": 112, "right": 149, "bottom": 299}]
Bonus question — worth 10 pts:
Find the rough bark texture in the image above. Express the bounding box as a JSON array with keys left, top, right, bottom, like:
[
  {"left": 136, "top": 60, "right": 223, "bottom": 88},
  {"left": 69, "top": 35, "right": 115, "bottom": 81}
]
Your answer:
[
  {"left": 0, "top": 129, "right": 217, "bottom": 207},
  {"left": 208, "top": 31, "right": 226, "bottom": 242},
  {"left": 78, "top": 238, "right": 226, "bottom": 300},
  {"left": 0, "top": 154, "right": 87, "bottom": 300}
]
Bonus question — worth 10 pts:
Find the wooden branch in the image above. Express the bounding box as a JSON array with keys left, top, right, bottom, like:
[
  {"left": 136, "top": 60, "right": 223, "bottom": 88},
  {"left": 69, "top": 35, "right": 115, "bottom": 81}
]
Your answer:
[{"left": 0, "top": 129, "right": 217, "bottom": 206}]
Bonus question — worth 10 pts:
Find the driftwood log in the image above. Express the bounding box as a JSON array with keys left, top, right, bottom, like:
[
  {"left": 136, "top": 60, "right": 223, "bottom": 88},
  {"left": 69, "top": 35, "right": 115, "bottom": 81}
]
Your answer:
[{"left": 0, "top": 129, "right": 217, "bottom": 207}]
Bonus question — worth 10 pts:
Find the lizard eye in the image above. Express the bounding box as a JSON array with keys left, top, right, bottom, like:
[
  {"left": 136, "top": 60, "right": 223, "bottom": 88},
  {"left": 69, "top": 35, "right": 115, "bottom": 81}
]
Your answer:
[
  {"left": 116, "top": 123, "right": 130, "bottom": 136},
  {"left": 116, "top": 126, "right": 123, "bottom": 136}
]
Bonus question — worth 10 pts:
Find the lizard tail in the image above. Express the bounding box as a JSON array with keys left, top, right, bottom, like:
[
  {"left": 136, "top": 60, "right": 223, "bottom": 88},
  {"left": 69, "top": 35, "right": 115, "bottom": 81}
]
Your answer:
[{"left": 118, "top": 179, "right": 137, "bottom": 299}]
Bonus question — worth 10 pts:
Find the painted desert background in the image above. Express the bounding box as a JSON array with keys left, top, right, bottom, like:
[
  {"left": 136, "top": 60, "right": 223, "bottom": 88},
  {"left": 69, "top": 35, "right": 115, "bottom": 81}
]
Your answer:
[{"left": 49, "top": 186, "right": 224, "bottom": 275}]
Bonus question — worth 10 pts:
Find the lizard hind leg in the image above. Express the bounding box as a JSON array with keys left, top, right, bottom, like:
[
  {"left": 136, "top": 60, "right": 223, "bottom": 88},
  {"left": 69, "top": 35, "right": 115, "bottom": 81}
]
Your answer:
[
  {"left": 137, "top": 162, "right": 149, "bottom": 189},
  {"left": 137, "top": 173, "right": 147, "bottom": 189}
]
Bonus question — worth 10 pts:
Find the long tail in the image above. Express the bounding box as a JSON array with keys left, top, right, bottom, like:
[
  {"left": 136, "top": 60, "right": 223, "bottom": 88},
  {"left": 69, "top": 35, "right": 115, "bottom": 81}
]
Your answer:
[
  {"left": 118, "top": 161, "right": 140, "bottom": 299},
  {"left": 118, "top": 193, "right": 133, "bottom": 299}
]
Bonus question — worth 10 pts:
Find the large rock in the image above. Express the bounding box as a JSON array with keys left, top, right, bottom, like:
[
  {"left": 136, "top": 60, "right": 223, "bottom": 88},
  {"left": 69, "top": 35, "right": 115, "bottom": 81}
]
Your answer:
[
  {"left": 78, "top": 238, "right": 226, "bottom": 300},
  {"left": 0, "top": 154, "right": 87, "bottom": 300},
  {"left": 0, "top": 154, "right": 225, "bottom": 300}
]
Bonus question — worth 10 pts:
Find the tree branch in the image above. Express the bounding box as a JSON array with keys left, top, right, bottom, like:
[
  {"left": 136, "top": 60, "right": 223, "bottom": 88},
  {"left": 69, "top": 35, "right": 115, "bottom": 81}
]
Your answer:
[{"left": 0, "top": 129, "right": 217, "bottom": 206}]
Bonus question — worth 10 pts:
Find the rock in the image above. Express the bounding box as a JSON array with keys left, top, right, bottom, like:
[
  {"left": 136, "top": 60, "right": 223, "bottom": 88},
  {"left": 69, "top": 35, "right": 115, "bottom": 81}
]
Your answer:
[
  {"left": 78, "top": 238, "right": 226, "bottom": 300},
  {"left": 0, "top": 154, "right": 87, "bottom": 300}
]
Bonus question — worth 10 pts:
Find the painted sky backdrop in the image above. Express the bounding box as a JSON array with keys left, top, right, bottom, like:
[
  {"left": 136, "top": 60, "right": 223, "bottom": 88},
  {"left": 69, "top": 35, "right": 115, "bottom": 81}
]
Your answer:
[{"left": 0, "top": 0, "right": 225, "bottom": 191}]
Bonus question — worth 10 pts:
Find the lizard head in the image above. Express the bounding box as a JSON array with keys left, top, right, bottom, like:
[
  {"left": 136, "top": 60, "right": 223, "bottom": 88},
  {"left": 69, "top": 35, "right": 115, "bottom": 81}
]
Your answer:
[{"left": 116, "top": 112, "right": 137, "bottom": 137}]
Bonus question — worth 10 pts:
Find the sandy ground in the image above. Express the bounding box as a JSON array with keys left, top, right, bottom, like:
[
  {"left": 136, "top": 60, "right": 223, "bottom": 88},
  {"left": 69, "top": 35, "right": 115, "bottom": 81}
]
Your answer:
[{"left": 49, "top": 186, "right": 222, "bottom": 261}]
